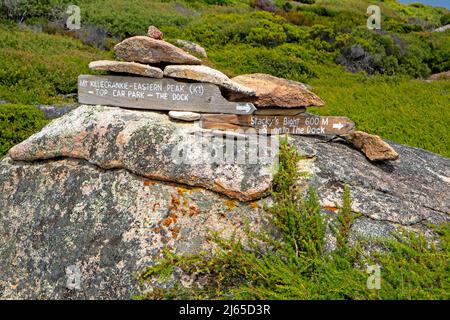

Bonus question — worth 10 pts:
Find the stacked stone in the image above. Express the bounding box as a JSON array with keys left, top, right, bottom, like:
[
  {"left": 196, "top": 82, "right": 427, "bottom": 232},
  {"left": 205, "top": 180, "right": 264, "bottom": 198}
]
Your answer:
[{"left": 87, "top": 25, "right": 325, "bottom": 121}]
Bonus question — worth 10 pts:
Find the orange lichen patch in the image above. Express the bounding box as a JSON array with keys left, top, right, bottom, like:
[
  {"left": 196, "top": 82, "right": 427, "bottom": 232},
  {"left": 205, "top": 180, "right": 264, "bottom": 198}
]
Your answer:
[
  {"left": 170, "top": 227, "right": 180, "bottom": 239},
  {"left": 162, "top": 218, "right": 173, "bottom": 227},
  {"left": 249, "top": 201, "right": 260, "bottom": 209},
  {"left": 169, "top": 212, "right": 178, "bottom": 224},
  {"left": 189, "top": 205, "right": 199, "bottom": 217},
  {"left": 177, "top": 187, "right": 189, "bottom": 195},
  {"left": 168, "top": 193, "right": 181, "bottom": 211},
  {"left": 153, "top": 227, "right": 161, "bottom": 233},
  {"left": 324, "top": 206, "right": 338, "bottom": 213},
  {"left": 224, "top": 199, "right": 237, "bottom": 210},
  {"left": 151, "top": 202, "right": 161, "bottom": 212},
  {"left": 143, "top": 180, "right": 155, "bottom": 186}
]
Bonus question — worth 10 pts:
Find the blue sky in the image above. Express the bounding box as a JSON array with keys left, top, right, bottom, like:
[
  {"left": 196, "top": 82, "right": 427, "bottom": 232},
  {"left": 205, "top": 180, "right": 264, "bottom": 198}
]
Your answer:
[{"left": 398, "top": 0, "right": 450, "bottom": 9}]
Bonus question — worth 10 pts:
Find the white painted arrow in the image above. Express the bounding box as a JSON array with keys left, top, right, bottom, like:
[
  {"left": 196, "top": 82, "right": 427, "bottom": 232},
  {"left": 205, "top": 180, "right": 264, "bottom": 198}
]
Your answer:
[
  {"left": 236, "top": 103, "right": 256, "bottom": 114},
  {"left": 333, "top": 123, "right": 344, "bottom": 130}
]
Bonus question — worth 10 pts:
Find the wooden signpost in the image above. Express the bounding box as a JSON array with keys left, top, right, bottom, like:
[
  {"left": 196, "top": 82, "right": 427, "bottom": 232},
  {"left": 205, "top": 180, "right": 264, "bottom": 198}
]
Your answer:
[
  {"left": 78, "top": 75, "right": 256, "bottom": 115},
  {"left": 201, "top": 114, "right": 355, "bottom": 136},
  {"left": 78, "top": 75, "right": 355, "bottom": 137}
]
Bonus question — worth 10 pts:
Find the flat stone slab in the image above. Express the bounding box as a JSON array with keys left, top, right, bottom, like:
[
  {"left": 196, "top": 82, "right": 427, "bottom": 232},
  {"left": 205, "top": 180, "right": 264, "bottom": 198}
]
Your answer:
[
  {"left": 342, "top": 131, "right": 399, "bottom": 161},
  {"left": 114, "top": 36, "right": 202, "bottom": 65},
  {"left": 168, "top": 111, "right": 201, "bottom": 122},
  {"left": 164, "top": 65, "right": 255, "bottom": 97},
  {"left": 89, "top": 60, "right": 163, "bottom": 78},
  {"left": 8, "top": 105, "right": 276, "bottom": 201},
  {"left": 230, "top": 73, "right": 325, "bottom": 107}
]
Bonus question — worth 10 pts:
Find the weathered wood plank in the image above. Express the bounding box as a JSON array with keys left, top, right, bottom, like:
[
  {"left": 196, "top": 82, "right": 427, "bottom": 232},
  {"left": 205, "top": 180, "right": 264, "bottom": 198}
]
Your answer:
[
  {"left": 200, "top": 114, "right": 355, "bottom": 136},
  {"left": 254, "top": 107, "right": 306, "bottom": 116},
  {"left": 78, "top": 75, "right": 256, "bottom": 115}
]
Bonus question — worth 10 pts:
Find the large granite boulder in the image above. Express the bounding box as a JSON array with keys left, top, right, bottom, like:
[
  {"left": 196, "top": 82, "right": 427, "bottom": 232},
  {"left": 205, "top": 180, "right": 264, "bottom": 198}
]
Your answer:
[
  {"left": 114, "top": 36, "right": 202, "bottom": 65},
  {"left": 0, "top": 105, "right": 449, "bottom": 299},
  {"left": 8, "top": 105, "right": 276, "bottom": 202},
  {"left": 0, "top": 156, "right": 267, "bottom": 299}
]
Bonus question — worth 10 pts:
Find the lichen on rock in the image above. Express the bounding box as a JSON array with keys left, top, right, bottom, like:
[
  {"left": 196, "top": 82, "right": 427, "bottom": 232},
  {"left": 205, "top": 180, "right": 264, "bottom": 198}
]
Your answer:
[{"left": 8, "top": 105, "right": 276, "bottom": 201}]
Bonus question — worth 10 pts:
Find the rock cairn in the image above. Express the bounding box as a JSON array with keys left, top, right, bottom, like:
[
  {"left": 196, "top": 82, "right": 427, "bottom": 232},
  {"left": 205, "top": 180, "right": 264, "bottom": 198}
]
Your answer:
[
  {"left": 85, "top": 25, "right": 398, "bottom": 161},
  {"left": 87, "top": 26, "right": 324, "bottom": 117}
]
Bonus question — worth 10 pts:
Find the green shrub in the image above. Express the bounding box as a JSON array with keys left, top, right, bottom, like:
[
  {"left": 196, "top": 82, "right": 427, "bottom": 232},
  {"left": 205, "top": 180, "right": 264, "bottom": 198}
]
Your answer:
[
  {"left": 308, "top": 63, "right": 450, "bottom": 158},
  {"left": 200, "top": 0, "right": 234, "bottom": 5},
  {"left": 0, "top": 27, "right": 110, "bottom": 104},
  {"left": 427, "top": 31, "right": 450, "bottom": 73},
  {"left": 138, "top": 138, "right": 450, "bottom": 300},
  {"left": 245, "top": 19, "right": 287, "bottom": 46},
  {"left": 0, "top": 0, "right": 70, "bottom": 22},
  {"left": 0, "top": 104, "right": 48, "bottom": 157},
  {"left": 209, "top": 44, "right": 316, "bottom": 82},
  {"left": 282, "top": 2, "right": 293, "bottom": 12},
  {"left": 181, "top": 11, "right": 287, "bottom": 47},
  {"left": 440, "top": 12, "right": 450, "bottom": 26},
  {"left": 296, "top": 0, "right": 315, "bottom": 4}
]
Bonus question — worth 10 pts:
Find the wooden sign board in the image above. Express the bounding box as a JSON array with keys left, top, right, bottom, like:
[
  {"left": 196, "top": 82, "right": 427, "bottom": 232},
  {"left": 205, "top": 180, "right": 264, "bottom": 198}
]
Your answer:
[
  {"left": 78, "top": 75, "right": 256, "bottom": 115},
  {"left": 201, "top": 114, "right": 355, "bottom": 136},
  {"left": 254, "top": 107, "right": 306, "bottom": 116}
]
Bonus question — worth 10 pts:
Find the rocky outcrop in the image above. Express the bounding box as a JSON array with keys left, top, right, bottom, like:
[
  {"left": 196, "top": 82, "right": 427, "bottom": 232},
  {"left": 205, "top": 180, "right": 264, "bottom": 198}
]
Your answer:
[
  {"left": 342, "top": 131, "right": 399, "bottom": 161},
  {"left": 175, "top": 39, "right": 207, "bottom": 58},
  {"left": 432, "top": 24, "right": 450, "bottom": 33},
  {"left": 8, "top": 105, "right": 275, "bottom": 201},
  {"left": 114, "top": 36, "right": 202, "bottom": 65},
  {"left": 88, "top": 60, "right": 163, "bottom": 78},
  {"left": 1, "top": 105, "right": 449, "bottom": 299},
  {"left": 35, "top": 105, "right": 77, "bottom": 119},
  {"left": 289, "top": 136, "right": 449, "bottom": 225},
  {"left": 229, "top": 73, "right": 325, "bottom": 107},
  {"left": 426, "top": 71, "right": 450, "bottom": 81}
]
